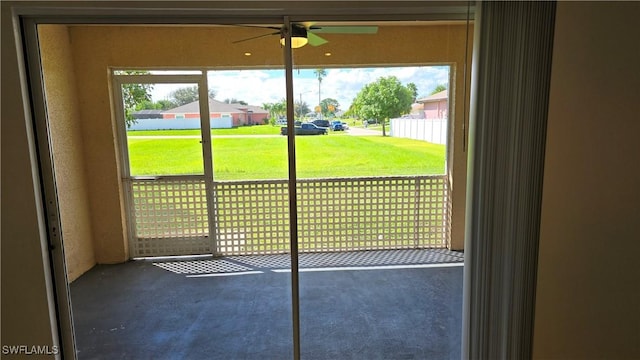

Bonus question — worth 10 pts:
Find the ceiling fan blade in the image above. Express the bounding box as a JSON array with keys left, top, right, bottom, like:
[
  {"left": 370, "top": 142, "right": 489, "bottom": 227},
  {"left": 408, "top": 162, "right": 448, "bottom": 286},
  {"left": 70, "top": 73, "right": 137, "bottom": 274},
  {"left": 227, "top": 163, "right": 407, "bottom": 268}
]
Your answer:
[
  {"left": 231, "top": 31, "right": 280, "bottom": 44},
  {"left": 307, "top": 32, "right": 329, "bottom": 47},
  {"left": 233, "top": 24, "right": 281, "bottom": 31},
  {"left": 301, "top": 21, "right": 316, "bottom": 29},
  {"left": 311, "top": 26, "right": 378, "bottom": 34}
]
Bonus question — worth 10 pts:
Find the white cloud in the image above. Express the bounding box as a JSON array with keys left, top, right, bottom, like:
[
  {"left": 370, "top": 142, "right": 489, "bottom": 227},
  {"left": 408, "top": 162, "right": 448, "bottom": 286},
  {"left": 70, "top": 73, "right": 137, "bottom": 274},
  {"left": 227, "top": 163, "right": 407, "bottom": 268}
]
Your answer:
[
  {"left": 151, "top": 66, "right": 450, "bottom": 109},
  {"left": 209, "top": 70, "right": 286, "bottom": 105}
]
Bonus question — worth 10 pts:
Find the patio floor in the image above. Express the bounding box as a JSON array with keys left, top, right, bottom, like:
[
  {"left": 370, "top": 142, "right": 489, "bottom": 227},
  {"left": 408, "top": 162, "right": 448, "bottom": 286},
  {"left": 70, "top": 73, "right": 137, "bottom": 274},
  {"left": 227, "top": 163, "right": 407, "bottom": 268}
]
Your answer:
[{"left": 70, "top": 249, "right": 464, "bottom": 359}]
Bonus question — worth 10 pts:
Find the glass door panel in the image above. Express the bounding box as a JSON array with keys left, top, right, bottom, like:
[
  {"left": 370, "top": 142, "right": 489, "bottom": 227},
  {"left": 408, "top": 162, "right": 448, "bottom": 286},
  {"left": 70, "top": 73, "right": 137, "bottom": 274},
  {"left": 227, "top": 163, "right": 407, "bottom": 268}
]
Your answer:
[
  {"left": 205, "top": 23, "right": 293, "bottom": 359},
  {"left": 124, "top": 81, "right": 205, "bottom": 176},
  {"left": 291, "top": 20, "right": 463, "bottom": 359},
  {"left": 110, "top": 21, "right": 296, "bottom": 358},
  {"left": 116, "top": 76, "right": 212, "bottom": 258}
]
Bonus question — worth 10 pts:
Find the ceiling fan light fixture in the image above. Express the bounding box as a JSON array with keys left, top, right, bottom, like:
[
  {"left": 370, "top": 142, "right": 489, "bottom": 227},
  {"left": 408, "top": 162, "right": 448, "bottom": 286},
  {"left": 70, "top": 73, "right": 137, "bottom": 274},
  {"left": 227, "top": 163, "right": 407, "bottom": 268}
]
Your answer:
[{"left": 280, "top": 25, "right": 308, "bottom": 48}]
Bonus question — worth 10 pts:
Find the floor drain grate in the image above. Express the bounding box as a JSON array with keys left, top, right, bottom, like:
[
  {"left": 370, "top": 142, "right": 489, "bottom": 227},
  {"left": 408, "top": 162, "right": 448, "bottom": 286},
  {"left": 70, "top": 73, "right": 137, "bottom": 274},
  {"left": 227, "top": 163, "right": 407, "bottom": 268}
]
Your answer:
[{"left": 153, "top": 259, "right": 252, "bottom": 274}]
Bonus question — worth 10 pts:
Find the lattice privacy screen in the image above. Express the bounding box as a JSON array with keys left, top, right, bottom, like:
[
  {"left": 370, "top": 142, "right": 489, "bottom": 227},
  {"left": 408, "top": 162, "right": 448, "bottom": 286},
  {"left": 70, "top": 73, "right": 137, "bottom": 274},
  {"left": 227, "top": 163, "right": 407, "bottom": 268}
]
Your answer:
[
  {"left": 213, "top": 175, "right": 449, "bottom": 255},
  {"left": 129, "top": 175, "right": 449, "bottom": 257},
  {"left": 296, "top": 176, "right": 449, "bottom": 253},
  {"left": 213, "top": 180, "right": 290, "bottom": 255},
  {"left": 130, "top": 177, "right": 210, "bottom": 257}
]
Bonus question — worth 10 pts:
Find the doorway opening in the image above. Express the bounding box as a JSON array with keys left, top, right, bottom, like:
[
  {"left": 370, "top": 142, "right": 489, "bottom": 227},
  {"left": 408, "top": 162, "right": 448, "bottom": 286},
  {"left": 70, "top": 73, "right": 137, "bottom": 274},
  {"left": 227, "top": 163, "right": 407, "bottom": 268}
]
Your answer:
[{"left": 36, "top": 17, "right": 472, "bottom": 358}]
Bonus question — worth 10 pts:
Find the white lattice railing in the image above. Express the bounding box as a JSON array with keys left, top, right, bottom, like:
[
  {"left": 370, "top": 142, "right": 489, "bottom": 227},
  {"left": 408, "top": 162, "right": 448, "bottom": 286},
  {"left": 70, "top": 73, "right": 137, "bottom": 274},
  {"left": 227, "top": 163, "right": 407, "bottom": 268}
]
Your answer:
[
  {"left": 129, "top": 177, "right": 211, "bottom": 257},
  {"left": 128, "top": 175, "right": 449, "bottom": 257}
]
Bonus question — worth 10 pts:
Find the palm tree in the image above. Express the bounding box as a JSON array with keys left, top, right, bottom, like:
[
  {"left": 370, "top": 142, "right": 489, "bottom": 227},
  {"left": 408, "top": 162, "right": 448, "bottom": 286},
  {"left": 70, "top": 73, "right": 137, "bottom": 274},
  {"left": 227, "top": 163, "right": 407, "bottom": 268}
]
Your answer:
[
  {"left": 314, "top": 69, "right": 327, "bottom": 117},
  {"left": 271, "top": 99, "right": 287, "bottom": 119},
  {"left": 262, "top": 102, "right": 273, "bottom": 119}
]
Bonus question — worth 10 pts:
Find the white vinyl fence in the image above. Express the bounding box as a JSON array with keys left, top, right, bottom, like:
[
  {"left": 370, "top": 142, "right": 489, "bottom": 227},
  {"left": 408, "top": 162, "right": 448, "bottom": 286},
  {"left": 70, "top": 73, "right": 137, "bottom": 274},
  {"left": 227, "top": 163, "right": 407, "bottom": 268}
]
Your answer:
[
  {"left": 390, "top": 118, "right": 448, "bottom": 145},
  {"left": 128, "top": 116, "right": 233, "bottom": 130}
]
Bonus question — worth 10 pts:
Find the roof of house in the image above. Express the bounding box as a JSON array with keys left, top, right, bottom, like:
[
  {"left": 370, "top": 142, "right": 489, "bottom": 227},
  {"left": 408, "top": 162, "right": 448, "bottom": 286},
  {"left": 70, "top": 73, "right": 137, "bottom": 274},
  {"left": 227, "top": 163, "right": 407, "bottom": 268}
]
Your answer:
[
  {"left": 131, "top": 109, "right": 164, "bottom": 119},
  {"left": 416, "top": 89, "right": 448, "bottom": 103},
  {"left": 163, "top": 98, "right": 262, "bottom": 114},
  {"left": 231, "top": 103, "right": 269, "bottom": 114},
  {"left": 411, "top": 103, "right": 425, "bottom": 111}
]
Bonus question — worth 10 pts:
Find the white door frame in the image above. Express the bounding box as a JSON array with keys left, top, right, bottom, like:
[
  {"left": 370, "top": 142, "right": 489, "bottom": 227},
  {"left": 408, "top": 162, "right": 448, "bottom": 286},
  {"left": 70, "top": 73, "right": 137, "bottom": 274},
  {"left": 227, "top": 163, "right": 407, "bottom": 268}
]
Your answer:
[{"left": 111, "top": 73, "right": 216, "bottom": 258}]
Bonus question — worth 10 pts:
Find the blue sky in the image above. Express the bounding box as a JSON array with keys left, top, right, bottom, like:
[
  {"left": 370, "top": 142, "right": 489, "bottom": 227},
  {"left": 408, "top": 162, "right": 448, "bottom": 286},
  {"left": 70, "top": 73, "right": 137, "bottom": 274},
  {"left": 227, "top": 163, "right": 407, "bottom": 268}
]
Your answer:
[{"left": 152, "top": 66, "right": 449, "bottom": 110}]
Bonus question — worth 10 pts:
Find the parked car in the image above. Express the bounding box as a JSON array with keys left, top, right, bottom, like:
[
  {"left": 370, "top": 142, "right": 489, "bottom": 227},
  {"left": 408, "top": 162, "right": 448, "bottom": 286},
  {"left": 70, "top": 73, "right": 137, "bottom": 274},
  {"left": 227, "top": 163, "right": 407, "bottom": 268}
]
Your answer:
[
  {"left": 280, "top": 123, "right": 328, "bottom": 136},
  {"left": 331, "top": 120, "right": 344, "bottom": 131},
  {"left": 364, "top": 119, "right": 379, "bottom": 127},
  {"left": 311, "top": 119, "right": 330, "bottom": 129}
]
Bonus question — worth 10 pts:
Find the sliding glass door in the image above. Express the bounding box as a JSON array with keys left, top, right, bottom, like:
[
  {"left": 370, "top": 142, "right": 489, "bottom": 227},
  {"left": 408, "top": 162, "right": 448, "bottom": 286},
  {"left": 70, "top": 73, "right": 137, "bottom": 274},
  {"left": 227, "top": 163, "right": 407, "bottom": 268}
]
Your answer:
[
  {"left": 33, "top": 10, "right": 470, "bottom": 359},
  {"left": 288, "top": 19, "right": 464, "bottom": 358}
]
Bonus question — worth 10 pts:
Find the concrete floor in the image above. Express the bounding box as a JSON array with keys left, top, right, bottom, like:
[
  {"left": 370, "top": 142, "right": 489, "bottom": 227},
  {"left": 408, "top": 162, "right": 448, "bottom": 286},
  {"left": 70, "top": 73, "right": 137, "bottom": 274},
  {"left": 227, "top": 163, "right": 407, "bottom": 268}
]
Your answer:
[{"left": 70, "top": 250, "right": 463, "bottom": 359}]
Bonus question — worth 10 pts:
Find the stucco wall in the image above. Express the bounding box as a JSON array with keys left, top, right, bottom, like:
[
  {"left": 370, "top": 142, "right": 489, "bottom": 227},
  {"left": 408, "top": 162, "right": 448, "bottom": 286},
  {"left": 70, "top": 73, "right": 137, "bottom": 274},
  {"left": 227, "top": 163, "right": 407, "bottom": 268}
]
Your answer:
[
  {"left": 534, "top": 2, "right": 640, "bottom": 359},
  {"left": 39, "top": 25, "right": 96, "bottom": 282},
  {"left": 60, "top": 23, "right": 471, "bottom": 262},
  {"left": 1, "top": 3, "right": 57, "bottom": 353}
]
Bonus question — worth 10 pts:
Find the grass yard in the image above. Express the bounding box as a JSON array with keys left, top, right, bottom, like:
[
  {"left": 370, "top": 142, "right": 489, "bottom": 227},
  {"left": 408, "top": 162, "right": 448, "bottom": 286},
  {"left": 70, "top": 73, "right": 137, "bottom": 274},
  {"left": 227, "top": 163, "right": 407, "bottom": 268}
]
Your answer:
[{"left": 127, "top": 134, "right": 445, "bottom": 179}]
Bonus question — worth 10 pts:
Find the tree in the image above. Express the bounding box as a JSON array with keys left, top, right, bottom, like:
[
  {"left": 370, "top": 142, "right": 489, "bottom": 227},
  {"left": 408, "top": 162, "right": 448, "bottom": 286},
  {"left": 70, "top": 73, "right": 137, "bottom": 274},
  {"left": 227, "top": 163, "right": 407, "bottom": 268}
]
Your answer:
[
  {"left": 224, "top": 98, "right": 248, "bottom": 105},
  {"left": 313, "top": 69, "right": 327, "bottom": 115},
  {"left": 121, "top": 70, "right": 153, "bottom": 128},
  {"left": 135, "top": 100, "right": 160, "bottom": 111},
  {"left": 350, "top": 76, "right": 414, "bottom": 136},
  {"left": 430, "top": 84, "right": 447, "bottom": 95},
  {"left": 156, "top": 99, "right": 177, "bottom": 110},
  {"left": 265, "top": 99, "right": 287, "bottom": 119},
  {"left": 275, "top": 99, "right": 287, "bottom": 118},
  {"left": 320, "top": 98, "right": 340, "bottom": 118},
  {"left": 407, "top": 83, "right": 418, "bottom": 102},
  {"left": 135, "top": 99, "right": 176, "bottom": 111},
  {"left": 261, "top": 103, "right": 272, "bottom": 118},
  {"left": 294, "top": 100, "right": 310, "bottom": 119},
  {"left": 169, "top": 86, "right": 216, "bottom": 106}
]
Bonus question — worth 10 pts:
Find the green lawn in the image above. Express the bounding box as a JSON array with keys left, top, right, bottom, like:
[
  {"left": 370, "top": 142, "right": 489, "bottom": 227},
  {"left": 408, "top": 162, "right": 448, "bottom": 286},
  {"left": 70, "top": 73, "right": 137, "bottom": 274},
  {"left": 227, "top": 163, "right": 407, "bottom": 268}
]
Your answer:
[
  {"left": 129, "top": 132, "right": 448, "bottom": 250},
  {"left": 127, "top": 134, "right": 445, "bottom": 179}
]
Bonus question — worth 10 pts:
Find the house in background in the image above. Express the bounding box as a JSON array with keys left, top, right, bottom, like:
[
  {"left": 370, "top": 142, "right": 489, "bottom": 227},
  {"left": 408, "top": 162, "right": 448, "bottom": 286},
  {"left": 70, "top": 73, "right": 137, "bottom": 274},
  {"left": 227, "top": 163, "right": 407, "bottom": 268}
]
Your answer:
[
  {"left": 410, "top": 102, "right": 425, "bottom": 117},
  {"left": 394, "top": 89, "right": 449, "bottom": 143},
  {"left": 131, "top": 98, "right": 269, "bottom": 130},
  {"left": 416, "top": 89, "right": 448, "bottom": 119}
]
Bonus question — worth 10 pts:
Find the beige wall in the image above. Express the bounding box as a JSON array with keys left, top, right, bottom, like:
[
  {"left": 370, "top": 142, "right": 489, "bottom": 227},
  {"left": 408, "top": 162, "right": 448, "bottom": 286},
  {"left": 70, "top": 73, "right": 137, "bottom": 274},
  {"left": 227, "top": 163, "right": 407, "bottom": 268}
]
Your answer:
[
  {"left": 534, "top": 2, "right": 640, "bottom": 359},
  {"left": 60, "top": 23, "right": 470, "bottom": 262},
  {"left": 39, "top": 25, "right": 96, "bottom": 282},
  {"left": 1, "top": 3, "right": 57, "bottom": 352}
]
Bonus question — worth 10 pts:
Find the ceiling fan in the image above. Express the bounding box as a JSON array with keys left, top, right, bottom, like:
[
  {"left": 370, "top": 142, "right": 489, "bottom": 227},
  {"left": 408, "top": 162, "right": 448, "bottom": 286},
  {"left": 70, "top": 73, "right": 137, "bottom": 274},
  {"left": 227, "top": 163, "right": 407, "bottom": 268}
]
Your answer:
[{"left": 232, "top": 23, "right": 378, "bottom": 48}]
